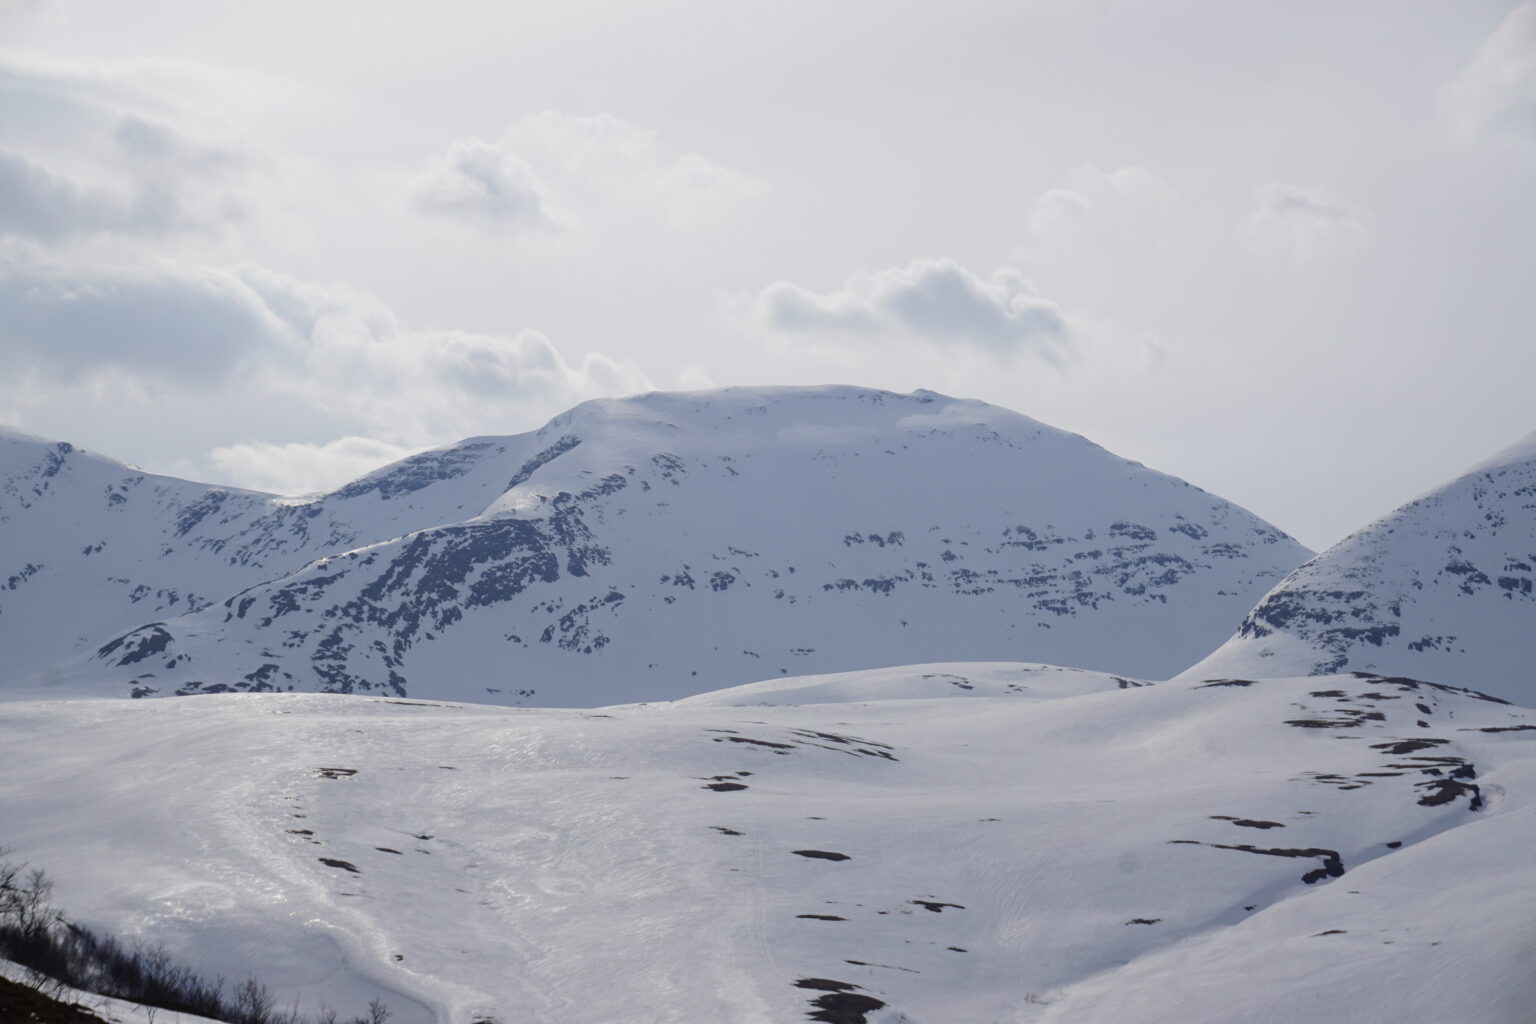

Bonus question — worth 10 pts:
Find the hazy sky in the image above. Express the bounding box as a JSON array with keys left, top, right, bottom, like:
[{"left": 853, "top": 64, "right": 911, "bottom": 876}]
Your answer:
[{"left": 2, "top": 0, "right": 1533, "bottom": 550}]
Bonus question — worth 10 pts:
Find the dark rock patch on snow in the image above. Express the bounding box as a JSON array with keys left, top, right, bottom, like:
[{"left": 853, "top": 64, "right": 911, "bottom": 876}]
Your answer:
[{"left": 794, "top": 980, "right": 887, "bottom": 1024}]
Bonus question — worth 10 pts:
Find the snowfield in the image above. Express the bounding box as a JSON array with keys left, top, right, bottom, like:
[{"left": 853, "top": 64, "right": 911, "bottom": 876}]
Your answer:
[{"left": 3, "top": 663, "right": 1532, "bottom": 1024}]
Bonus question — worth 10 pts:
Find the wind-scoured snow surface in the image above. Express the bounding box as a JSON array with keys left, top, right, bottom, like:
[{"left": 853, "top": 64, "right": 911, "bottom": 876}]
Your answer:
[
  {"left": 1, "top": 665, "right": 1531, "bottom": 1024},
  {"left": 1182, "top": 430, "right": 1536, "bottom": 703},
  {"left": 2, "top": 387, "right": 1309, "bottom": 705}
]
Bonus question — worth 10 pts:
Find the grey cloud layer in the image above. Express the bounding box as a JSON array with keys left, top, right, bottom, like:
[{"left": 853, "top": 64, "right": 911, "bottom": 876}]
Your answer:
[
  {"left": 0, "top": 253, "right": 649, "bottom": 450},
  {"left": 0, "top": 151, "right": 131, "bottom": 241},
  {"left": 0, "top": 55, "right": 652, "bottom": 493},
  {"left": 0, "top": 56, "right": 259, "bottom": 243},
  {"left": 0, "top": 146, "right": 238, "bottom": 242},
  {"left": 0, "top": 258, "right": 282, "bottom": 381}
]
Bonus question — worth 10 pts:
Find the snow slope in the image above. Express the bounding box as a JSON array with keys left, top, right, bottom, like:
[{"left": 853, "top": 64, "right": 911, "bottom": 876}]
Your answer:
[
  {"left": 17, "top": 387, "right": 1309, "bottom": 705},
  {"left": 0, "top": 667, "right": 1528, "bottom": 1023},
  {"left": 1181, "top": 429, "right": 1536, "bottom": 703}
]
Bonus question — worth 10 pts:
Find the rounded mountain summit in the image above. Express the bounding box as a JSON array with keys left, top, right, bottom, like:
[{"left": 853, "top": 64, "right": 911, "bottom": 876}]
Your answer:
[{"left": 4, "top": 386, "right": 1312, "bottom": 704}]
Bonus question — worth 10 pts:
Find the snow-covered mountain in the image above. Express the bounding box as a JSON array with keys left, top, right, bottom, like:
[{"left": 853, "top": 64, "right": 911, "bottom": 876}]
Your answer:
[
  {"left": 1, "top": 665, "right": 1529, "bottom": 1024},
  {"left": 5, "top": 389, "right": 1533, "bottom": 1024},
  {"left": 9, "top": 387, "right": 1310, "bottom": 704},
  {"left": 0, "top": 423, "right": 563, "bottom": 685},
  {"left": 1181, "top": 430, "right": 1536, "bottom": 703}
]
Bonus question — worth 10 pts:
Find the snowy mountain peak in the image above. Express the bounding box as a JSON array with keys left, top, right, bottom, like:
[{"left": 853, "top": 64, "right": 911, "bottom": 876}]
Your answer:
[
  {"left": 1466, "top": 426, "right": 1536, "bottom": 476},
  {"left": 0, "top": 424, "right": 138, "bottom": 490},
  {"left": 482, "top": 385, "right": 1101, "bottom": 516},
  {"left": 1180, "top": 428, "right": 1536, "bottom": 702}
]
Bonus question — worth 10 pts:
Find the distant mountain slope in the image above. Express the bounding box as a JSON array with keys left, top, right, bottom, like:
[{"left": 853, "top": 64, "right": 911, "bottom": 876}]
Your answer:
[
  {"left": 0, "top": 424, "right": 548, "bottom": 683},
  {"left": 1180, "top": 430, "right": 1536, "bottom": 702},
  {"left": 0, "top": 669, "right": 1528, "bottom": 1023},
  {"left": 27, "top": 387, "right": 1309, "bottom": 704}
]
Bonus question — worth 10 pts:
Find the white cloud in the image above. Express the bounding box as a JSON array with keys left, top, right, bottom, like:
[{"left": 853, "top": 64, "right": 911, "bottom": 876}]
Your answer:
[
  {"left": 220, "top": 264, "right": 647, "bottom": 443},
  {"left": 1025, "top": 164, "right": 1178, "bottom": 252},
  {"left": 207, "top": 436, "right": 420, "bottom": 496},
  {"left": 748, "top": 258, "right": 1069, "bottom": 359},
  {"left": 1442, "top": 3, "right": 1536, "bottom": 148},
  {"left": 412, "top": 111, "right": 766, "bottom": 232},
  {"left": 1245, "top": 183, "right": 1372, "bottom": 262},
  {"left": 514, "top": 111, "right": 767, "bottom": 225},
  {"left": 408, "top": 137, "right": 562, "bottom": 233},
  {"left": 677, "top": 363, "right": 716, "bottom": 391},
  {"left": 237, "top": 267, "right": 652, "bottom": 445}
]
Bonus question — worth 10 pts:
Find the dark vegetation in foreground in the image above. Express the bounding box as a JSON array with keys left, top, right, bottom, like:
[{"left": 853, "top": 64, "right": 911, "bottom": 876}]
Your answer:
[
  {"left": 0, "top": 971, "right": 113, "bottom": 1023},
  {"left": 1, "top": 852, "right": 392, "bottom": 1024}
]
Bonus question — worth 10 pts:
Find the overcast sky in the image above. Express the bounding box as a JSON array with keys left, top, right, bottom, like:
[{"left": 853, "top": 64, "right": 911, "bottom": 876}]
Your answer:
[{"left": 1, "top": 0, "right": 1533, "bottom": 550}]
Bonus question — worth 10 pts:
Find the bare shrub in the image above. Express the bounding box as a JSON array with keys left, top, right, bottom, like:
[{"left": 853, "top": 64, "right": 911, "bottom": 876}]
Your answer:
[{"left": 0, "top": 850, "right": 393, "bottom": 1024}]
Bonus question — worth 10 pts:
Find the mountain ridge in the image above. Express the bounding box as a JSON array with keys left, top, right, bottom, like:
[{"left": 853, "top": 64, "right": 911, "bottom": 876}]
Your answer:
[{"left": 2, "top": 386, "right": 1311, "bottom": 704}]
